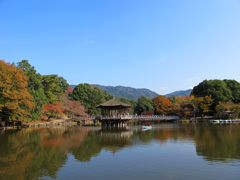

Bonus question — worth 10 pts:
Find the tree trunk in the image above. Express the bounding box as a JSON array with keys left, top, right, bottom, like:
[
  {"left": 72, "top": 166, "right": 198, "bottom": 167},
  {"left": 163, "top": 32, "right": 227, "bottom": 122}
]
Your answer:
[
  {"left": 5, "top": 120, "right": 8, "bottom": 127},
  {"left": 47, "top": 116, "right": 52, "bottom": 121}
]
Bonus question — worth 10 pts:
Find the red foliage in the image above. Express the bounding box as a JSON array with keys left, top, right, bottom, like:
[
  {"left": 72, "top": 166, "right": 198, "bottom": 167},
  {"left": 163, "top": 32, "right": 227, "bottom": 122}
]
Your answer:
[
  {"left": 43, "top": 104, "right": 63, "bottom": 121},
  {"left": 66, "top": 87, "right": 74, "bottom": 95},
  {"left": 141, "top": 111, "right": 154, "bottom": 116},
  {"left": 62, "top": 100, "right": 87, "bottom": 116},
  {"left": 39, "top": 116, "right": 48, "bottom": 120}
]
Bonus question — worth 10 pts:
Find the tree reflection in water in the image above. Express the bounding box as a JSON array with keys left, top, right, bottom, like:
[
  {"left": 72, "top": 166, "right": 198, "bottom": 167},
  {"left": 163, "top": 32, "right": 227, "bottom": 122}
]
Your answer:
[
  {"left": 194, "top": 124, "right": 240, "bottom": 163},
  {"left": 0, "top": 124, "right": 240, "bottom": 179}
]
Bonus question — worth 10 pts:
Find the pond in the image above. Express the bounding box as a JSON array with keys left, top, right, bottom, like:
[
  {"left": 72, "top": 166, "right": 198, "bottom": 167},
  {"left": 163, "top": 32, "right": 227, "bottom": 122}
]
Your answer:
[{"left": 0, "top": 123, "right": 240, "bottom": 180}]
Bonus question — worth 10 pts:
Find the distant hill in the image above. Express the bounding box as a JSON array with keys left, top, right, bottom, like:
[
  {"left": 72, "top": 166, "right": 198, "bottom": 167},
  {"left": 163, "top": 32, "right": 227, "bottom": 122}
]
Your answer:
[
  {"left": 70, "top": 84, "right": 158, "bottom": 101},
  {"left": 165, "top": 89, "right": 192, "bottom": 98},
  {"left": 92, "top": 85, "right": 159, "bottom": 101},
  {"left": 70, "top": 84, "right": 192, "bottom": 100}
]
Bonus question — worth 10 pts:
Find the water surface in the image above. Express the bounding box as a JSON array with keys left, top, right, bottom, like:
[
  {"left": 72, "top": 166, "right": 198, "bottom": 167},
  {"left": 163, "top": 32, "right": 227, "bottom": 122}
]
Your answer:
[{"left": 0, "top": 123, "right": 240, "bottom": 180}]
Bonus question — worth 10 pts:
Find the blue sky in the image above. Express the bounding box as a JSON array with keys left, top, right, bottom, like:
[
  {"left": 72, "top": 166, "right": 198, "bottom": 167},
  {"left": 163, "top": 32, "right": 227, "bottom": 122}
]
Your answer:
[{"left": 1, "top": 0, "right": 240, "bottom": 94}]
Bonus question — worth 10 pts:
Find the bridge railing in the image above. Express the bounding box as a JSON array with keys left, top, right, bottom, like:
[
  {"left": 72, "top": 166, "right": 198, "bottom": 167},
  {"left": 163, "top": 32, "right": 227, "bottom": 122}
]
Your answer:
[
  {"left": 76, "top": 116, "right": 95, "bottom": 120},
  {"left": 133, "top": 115, "right": 179, "bottom": 120},
  {"left": 75, "top": 115, "right": 179, "bottom": 120},
  {"left": 96, "top": 115, "right": 133, "bottom": 120}
]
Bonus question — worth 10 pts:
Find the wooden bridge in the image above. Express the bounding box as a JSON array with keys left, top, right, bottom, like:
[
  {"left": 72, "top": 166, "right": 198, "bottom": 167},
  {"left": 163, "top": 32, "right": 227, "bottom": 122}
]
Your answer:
[
  {"left": 76, "top": 115, "right": 179, "bottom": 120},
  {"left": 74, "top": 115, "right": 180, "bottom": 126}
]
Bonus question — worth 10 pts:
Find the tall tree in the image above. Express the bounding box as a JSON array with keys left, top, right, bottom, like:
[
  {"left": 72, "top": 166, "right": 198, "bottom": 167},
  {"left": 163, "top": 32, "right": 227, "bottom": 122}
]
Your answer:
[
  {"left": 194, "top": 96, "right": 214, "bottom": 117},
  {"left": 42, "top": 104, "right": 63, "bottom": 121},
  {"left": 17, "top": 60, "right": 47, "bottom": 120},
  {"left": 191, "top": 79, "right": 232, "bottom": 110},
  {"left": 223, "top": 79, "right": 240, "bottom": 103},
  {"left": 42, "top": 75, "right": 64, "bottom": 104},
  {"left": 58, "top": 76, "right": 69, "bottom": 93},
  {"left": 152, "top": 95, "right": 173, "bottom": 115},
  {"left": 0, "top": 60, "right": 35, "bottom": 123},
  {"left": 103, "top": 90, "right": 114, "bottom": 101},
  {"left": 69, "top": 83, "right": 104, "bottom": 115},
  {"left": 135, "top": 96, "right": 155, "bottom": 115},
  {"left": 59, "top": 93, "right": 87, "bottom": 117},
  {"left": 118, "top": 98, "right": 137, "bottom": 114},
  {"left": 168, "top": 96, "right": 192, "bottom": 118}
]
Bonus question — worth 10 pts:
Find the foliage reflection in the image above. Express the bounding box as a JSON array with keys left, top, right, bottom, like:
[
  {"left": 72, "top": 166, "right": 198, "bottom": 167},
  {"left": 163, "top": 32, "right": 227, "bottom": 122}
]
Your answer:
[{"left": 1, "top": 124, "right": 240, "bottom": 179}]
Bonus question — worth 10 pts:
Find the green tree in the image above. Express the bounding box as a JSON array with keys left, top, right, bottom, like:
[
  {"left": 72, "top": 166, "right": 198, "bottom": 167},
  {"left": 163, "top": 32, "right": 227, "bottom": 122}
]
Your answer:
[
  {"left": 17, "top": 60, "right": 47, "bottom": 120},
  {"left": 58, "top": 76, "right": 69, "bottom": 93},
  {"left": 118, "top": 98, "right": 137, "bottom": 114},
  {"left": 135, "top": 96, "right": 155, "bottom": 115},
  {"left": 223, "top": 79, "right": 240, "bottom": 103},
  {"left": 168, "top": 95, "right": 177, "bottom": 104},
  {"left": 103, "top": 90, "right": 114, "bottom": 101},
  {"left": 69, "top": 83, "right": 104, "bottom": 115},
  {"left": 42, "top": 75, "right": 64, "bottom": 104},
  {"left": 191, "top": 79, "right": 232, "bottom": 110}
]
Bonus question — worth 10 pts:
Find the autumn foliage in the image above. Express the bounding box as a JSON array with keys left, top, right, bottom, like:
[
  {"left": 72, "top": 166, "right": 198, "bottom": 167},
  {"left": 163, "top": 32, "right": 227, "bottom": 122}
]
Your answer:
[
  {"left": 141, "top": 111, "right": 154, "bottom": 116},
  {"left": 66, "top": 87, "right": 74, "bottom": 95},
  {"left": 43, "top": 104, "right": 63, "bottom": 121},
  {"left": 0, "top": 60, "right": 35, "bottom": 122},
  {"left": 59, "top": 92, "right": 87, "bottom": 117},
  {"left": 62, "top": 100, "right": 87, "bottom": 116},
  {"left": 152, "top": 95, "right": 173, "bottom": 115},
  {"left": 42, "top": 92, "right": 87, "bottom": 121},
  {"left": 194, "top": 95, "right": 214, "bottom": 117}
]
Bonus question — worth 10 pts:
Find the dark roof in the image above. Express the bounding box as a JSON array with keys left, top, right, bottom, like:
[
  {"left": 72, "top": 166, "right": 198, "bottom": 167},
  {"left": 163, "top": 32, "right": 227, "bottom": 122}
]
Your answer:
[{"left": 96, "top": 99, "right": 132, "bottom": 108}]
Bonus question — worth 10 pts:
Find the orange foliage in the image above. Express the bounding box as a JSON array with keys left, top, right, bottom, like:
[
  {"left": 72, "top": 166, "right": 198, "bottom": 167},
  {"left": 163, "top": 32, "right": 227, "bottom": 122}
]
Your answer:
[
  {"left": 41, "top": 134, "right": 63, "bottom": 148},
  {"left": 169, "top": 95, "right": 192, "bottom": 118},
  {"left": 0, "top": 147, "right": 33, "bottom": 180},
  {"left": 176, "top": 95, "right": 190, "bottom": 104},
  {"left": 39, "top": 128, "right": 89, "bottom": 149},
  {"left": 0, "top": 60, "right": 35, "bottom": 121},
  {"left": 194, "top": 95, "right": 214, "bottom": 116},
  {"left": 152, "top": 95, "right": 173, "bottom": 115},
  {"left": 169, "top": 103, "right": 191, "bottom": 118}
]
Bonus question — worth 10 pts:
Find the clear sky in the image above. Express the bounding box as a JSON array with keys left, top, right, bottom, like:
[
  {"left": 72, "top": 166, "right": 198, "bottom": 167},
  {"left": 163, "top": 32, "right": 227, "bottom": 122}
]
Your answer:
[{"left": 1, "top": 0, "right": 240, "bottom": 94}]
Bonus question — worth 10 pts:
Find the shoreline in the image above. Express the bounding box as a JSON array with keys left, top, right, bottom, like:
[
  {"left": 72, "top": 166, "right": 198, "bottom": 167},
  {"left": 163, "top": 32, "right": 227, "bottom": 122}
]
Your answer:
[{"left": 0, "top": 119, "right": 77, "bottom": 131}]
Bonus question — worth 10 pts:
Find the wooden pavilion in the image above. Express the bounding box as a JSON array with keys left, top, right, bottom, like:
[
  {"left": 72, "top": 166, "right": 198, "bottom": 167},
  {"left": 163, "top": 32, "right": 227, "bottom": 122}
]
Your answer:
[{"left": 96, "top": 99, "right": 133, "bottom": 127}]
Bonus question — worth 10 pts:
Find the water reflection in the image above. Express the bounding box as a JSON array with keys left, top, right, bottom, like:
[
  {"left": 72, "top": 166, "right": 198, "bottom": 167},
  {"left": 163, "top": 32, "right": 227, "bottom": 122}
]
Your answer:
[
  {"left": 194, "top": 124, "right": 240, "bottom": 163},
  {"left": 0, "top": 123, "right": 240, "bottom": 179},
  {"left": 99, "top": 127, "right": 133, "bottom": 153}
]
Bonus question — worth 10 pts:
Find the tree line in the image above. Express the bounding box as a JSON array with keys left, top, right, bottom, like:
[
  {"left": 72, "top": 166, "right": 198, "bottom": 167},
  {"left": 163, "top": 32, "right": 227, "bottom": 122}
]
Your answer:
[
  {"left": 0, "top": 60, "right": 113, "bottom": 124},
  {"left": 136, "top": 79, "right": 240, "bottom": 119},
  {"left": 69, "top": 79, "right": 240, "bottom": 119},
  {"left": 1, "top": 59, "right": 240, "bottom": 124}
]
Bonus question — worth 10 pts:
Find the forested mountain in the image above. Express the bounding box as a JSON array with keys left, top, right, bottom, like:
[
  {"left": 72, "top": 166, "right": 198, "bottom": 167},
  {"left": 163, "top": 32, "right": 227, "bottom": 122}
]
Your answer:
[
  {"left": 93, "top": 85, "right": 159, "bottom": 101},
  {"left": 165, "top": 89, "right": 192, "bottom": 98},
  {"left": 70, "top": 84, "right": 158, "bottom": 101}
]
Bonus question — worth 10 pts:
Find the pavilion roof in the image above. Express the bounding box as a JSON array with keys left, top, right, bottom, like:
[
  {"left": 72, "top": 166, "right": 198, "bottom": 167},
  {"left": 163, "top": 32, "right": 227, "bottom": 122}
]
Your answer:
[{"left": 96, "top": 99, "right": 132, "bottom": 108}]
